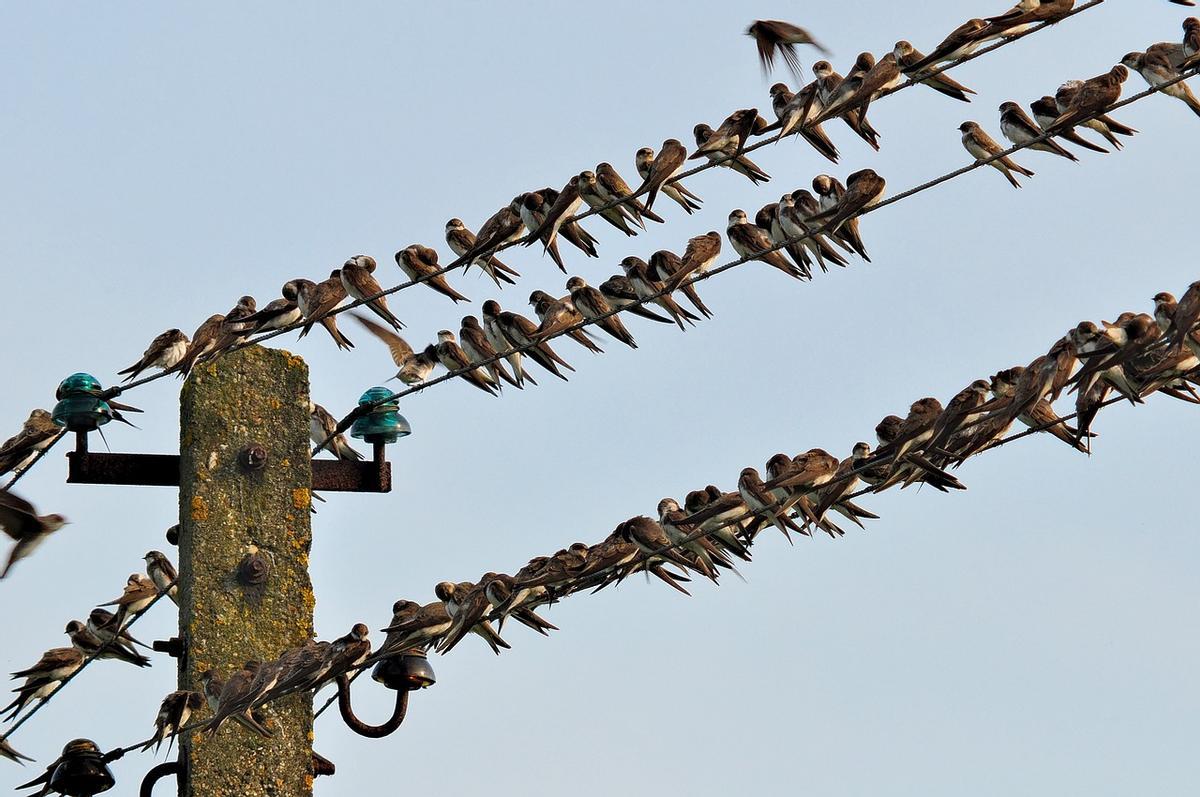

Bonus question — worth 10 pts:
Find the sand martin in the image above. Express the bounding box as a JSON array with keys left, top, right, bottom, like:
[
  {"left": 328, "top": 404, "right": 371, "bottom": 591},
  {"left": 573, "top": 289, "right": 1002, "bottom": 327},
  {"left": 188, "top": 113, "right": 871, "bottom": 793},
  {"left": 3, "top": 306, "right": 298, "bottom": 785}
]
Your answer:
[
  {"left": 0, "top": 410, "right": 60, "bottom": 479},
  {"left": 341, "top": 254, "right": 405, "bottom": 330},
  {"left": 579, "top": 170, "right": 640, "bottom": 236},
  {"left": 118, "top": 328, "right": 190, "bottom": 382},
  {"left": 529, "top": 290, "right": 603, "bottom": 353},
  {"left": 1122, "top": 50, "right": 1200, "bottom": 118},
  {"left": 0, "top": 736, "right": 33, "bottom": 764},
  {"left": 1029, "top": 96, "right": 1109, "bottom": 153},
  {"left": 484, "top": 299, "right": 573, "bottom": 381},
  {"left": 812, "top": 168, "right": 885, "bottom": 235},
  {"left": 461, "top": 315, "right": 522, "bottom": 389},
  {"left": 351, "top": 313, "right": 437, "bottom": 386},
  {"left": 0, "top": 489, "right": 68, "bottom": 579},
  {"left": 727, "top": 209, "right": 805, "bottom": 280},
  {"left": 959, "top": 121, "right": 1034, "bottom": 188},
  {"left": 893, "top": 40, "right": 975, "bottom": 101},
  {"left": 649, "top": 248, "right": 713, "bottom": 317},
  {"left": 908, "top": 18, "right": 988, "bottom": 71},
  {"left": 692, "top": 123, "right": 770, "bottom": 183},
  {"left": 144, "top": 690, "right": 203, "bottom": 755},
  {"left": 444, "top": 217, "right": 519, "bottom": 288},
  {"left": 597, "top": 275, "right": 675, "bottom": 324},
  {"left": 635, "top": 145, "right": 701, "bottom": 214},
  {"left": 747, "top": 20, "right": 829, "bottom": 77},
  {"left": 1052, "top": 67, "right": 1129, "bottom": 132},
  {"left": 310, "top": 401, "right": 363, "bottom": 461},
  {"left": 565, "top": 276, "right": 637, "bottom": 348},
  {"left": 396, "top": 244, "right": 469, "bottom": 303},
  {"left": 620, "top": 256, "right": 700, "bottom": 330},
  {"left": 100, "top": 572, "right": 159, "bottom": 627},
  {"left": 637, "top": 138, "right": 690, "bottom": 211},
  {"left": 435, "top": 330, "right": 499, "bottom": 395},
  {"left": 65, "top": 619, "right": 150, "bottom": 667},
  {"left": 3, "top": 647, "right": 83, "bottom": 721},
  {"left": 999, "top": 101, "right": 1077, "bottom": 160},
  {"left": 293, "top": 273, "right": 354, "bottom": 350}
]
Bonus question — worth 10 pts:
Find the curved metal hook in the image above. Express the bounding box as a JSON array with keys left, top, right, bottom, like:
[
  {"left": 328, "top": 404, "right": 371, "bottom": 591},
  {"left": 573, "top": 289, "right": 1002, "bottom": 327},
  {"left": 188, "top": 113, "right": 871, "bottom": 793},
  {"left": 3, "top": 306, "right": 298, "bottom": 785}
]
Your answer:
[
  {"left": 139, "top": 761, "right": 182, "bottom": 797},
  {"left": 335, "top": 674, "right": 409, "bottom": 738}
]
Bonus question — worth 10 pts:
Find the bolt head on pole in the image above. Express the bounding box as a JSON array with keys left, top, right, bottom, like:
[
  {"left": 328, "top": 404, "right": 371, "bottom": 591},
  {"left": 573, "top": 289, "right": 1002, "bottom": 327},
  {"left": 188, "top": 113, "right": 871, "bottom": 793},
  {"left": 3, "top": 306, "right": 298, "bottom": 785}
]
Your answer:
[
  {"left": 372, "top": 649, "right": 436, "bottom": 690},
  {"left": 350, "top": 387, "right": 411, "bottom": 444},
  {"left": 52, "top": 373, "right": 113, "bottom": 433},
  {"left": 48, "top": 739, "right": 115, "bottom": 796}
]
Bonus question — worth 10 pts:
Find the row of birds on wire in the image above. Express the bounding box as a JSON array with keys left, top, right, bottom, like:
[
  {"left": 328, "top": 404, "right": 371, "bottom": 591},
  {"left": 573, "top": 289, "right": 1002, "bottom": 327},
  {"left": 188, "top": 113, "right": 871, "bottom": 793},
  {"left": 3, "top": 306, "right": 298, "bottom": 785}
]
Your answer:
[
  {"left": 6, "top": 276, "right": 1190, "bottom": 767},
  {"left": 2, "top": 16, "right": 1199, "bottom": 586},
  {"left": 16, "top": 275, "right": 1200, "bottom": 765},
  {"left": 4, "top": 7, "right": 1195, "bottom": 478}
]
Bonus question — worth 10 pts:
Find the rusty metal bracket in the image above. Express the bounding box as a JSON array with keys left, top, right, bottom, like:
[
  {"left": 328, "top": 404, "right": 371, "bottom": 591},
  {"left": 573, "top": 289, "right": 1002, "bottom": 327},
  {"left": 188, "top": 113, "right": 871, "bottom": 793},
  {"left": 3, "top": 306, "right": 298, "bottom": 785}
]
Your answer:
[
  {"left": 335, "top": 674, "right": 410, "bottom": 738},
  {"left": 65, "top": 432, "right": 391, "bottom": 492},
  {"left": 139, "top": 761, "right": 183, "bottom": 797}
]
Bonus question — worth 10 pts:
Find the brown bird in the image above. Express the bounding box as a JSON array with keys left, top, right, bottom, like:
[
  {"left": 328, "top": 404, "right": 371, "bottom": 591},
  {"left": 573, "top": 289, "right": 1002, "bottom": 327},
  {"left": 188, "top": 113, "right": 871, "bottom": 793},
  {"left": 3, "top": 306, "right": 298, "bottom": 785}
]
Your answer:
[
  {"left": 746, "top": 20, "right": 829, "bottom": 77},
  {"left": 638, "top": 138, "right": 689, "bottom": 212},
  {"left": 294, "top": 273, "right": 355, "bottom": 350},
  {"left": 396, "top": 244, "right": 469, "bottom": 303},
  {"left": 1051, "top": 66, "right": 1129, "bottom": 132},
  {"left": 959, "top": 121, "right": 1034, "bottom": 188},
  {"left": 1, "top": 489, "right": 69, "bottom": 579}
]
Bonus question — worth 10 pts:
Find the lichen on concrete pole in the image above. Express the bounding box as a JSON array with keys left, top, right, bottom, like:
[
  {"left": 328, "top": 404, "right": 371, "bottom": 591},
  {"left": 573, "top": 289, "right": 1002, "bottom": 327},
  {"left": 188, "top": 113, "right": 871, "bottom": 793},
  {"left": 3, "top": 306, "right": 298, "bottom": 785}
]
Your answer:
[{"left": 178, "top": 346, "right": 315, "bottom": 797}]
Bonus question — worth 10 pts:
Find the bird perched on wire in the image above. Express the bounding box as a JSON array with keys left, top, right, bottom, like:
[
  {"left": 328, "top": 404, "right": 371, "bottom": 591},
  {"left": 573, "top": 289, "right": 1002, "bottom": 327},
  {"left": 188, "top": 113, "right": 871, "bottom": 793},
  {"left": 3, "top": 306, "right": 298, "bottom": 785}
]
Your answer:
[
  {"left": 0, "top": 736, "right": 33, "bottom": 764},
  {"left": 0, "top": 489, "right": 68, "bottom": 579},
  {"left": 1122, "top": 50, "right": 1200, "bottom": 118},
  {"left": 0, "top": 410, "right": 60, "bottom": 479},
  {"left": 118, "top": 328, "right": 191, "bottom": 383},
  {"left": 746, "top": 20, "right": 829, "bottom": 78},
  {"left": 341, "top": 254, "right": 405, "bottom": 330},
  {"left": 2, "top": 647, "right": 83, "bottom": 721},
  {"left": 65, "top": 619, "right": 151, "bottom": 668},
  {"left": 444, "top": 218, "right": 519, "bottom": 288},
  {"left": 100, "top": 572, "right": 159, "bottom": 627},
  {"left": 144, "top": 550, "right": 179, "bottom": 604},
  {"left": 959, "top": 121, "right": 1035, "bottom": 188},
  {"left": 144, "top": 690, "right": 203, "bottom": 755},
  {"left": 309, "top": 401, "right": 363, "bottom": 461}
]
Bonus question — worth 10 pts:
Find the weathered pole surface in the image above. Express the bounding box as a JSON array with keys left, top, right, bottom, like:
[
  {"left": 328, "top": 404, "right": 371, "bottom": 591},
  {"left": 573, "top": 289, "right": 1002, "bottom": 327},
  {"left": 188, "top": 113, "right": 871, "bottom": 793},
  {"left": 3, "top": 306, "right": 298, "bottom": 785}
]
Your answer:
[{"left": 178, "top": 346, "right": 315, "bottom": 797}]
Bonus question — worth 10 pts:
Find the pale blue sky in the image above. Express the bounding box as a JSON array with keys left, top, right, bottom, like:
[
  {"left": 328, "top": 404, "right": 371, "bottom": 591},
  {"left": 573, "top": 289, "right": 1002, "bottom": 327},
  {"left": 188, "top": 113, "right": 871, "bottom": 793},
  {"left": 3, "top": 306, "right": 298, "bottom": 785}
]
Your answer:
[{"left": 3, "top": 2, "right": 1199, "bottom": 795}]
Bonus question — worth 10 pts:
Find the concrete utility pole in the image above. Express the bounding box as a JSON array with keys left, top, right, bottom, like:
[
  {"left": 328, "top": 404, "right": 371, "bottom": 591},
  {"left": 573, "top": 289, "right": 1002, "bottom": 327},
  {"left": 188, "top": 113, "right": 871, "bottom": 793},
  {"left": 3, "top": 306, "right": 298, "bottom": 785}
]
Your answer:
[{"left": 178, "top": 346, "right": 314, "bottom": 797}]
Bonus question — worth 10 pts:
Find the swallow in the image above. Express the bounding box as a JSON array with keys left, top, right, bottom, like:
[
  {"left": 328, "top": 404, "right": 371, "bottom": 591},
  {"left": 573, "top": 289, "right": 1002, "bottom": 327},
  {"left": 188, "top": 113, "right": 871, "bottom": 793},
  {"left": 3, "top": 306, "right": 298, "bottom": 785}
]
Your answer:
[
  {"left": 811, "top": 168, "right": 886, "bottom": 236},
  {"left": 396, "top": 244, "right": 469, "bottom": 303},
  {"left": 893, "top": 40, "right": 975, "bottom": 101},
  {"left": 482, "top": 573, "right": 557, "bottom": 634},
  {"left": 635, "top": 145, "right": 700, "bottom": 214},
  {"left": 766, "top": 82, "right": 840, "bottom": 162},
  {"left": 1029, "top": 96, "right": 1109, "bottom": 153},
  {"left": 444, "top": 218, "right": 519, "bottom": 288},
  {"left": 758, "top": 202, "right": 811, "bottom": 278},
  {"left": 323, "top": 623, "right": 372, "bottom": 682},
  {"left": 241, "top": 284, "right": 304, "bottom": 334},
  {"left": 435, "top": 581, "right": 510, "bottom": 655},
  {"left": 1051, "top": 67, "right": 1129, "bottom": 132},
  {"left": 199, "top": 669, "right": 273, "bottom": 738},
  {"left": 65, "top": 619, "right": 150, "bottom": 667},
  {"left": 484, "top": 299, "right": 574, "bottom": 381},
  {"left": 663, "top": 231, "right": 723, "bottom": 294},
  {"left": 808, "top": 451, "right": 868, "bottom": 533},
  {"left": 649, "top": 249, "right": 713, "bottom": 318},
  {"left": 477, "top": 303, "right": 538, "bottom": 387},
  {"left": 460, "top": 315, "right": 522, "bottom": 389},
  {"left": 1020, "top": 396, "right": 1089, "bottom": 452},
  {"left": 175, "top": 313, "right": 227, "bottom": 375},
  {"left": 747, "top": 20, "right": 828, "bottom": 77},
  {"left": 810, "top": 175, "right": 869, "bottom": 260},
  {"left": 435, "top": 330, "right": 499, "bottom": 395},
  {"left": 565, "top": 276, "right": 637, "bottom": 348},
  {"left": 620, "top": 256, "right": 700, "bottom": 330},
  {"left": 460, "top": 202, "right": 526, "bottom": 267},
  {"left": 1184, "top": 17, "right": 1200, "bottom": 66},
  {"left": 340, "top": 254, "right": 405, "bottom": 330},
  {"left": 117, "top": 328, "right": 190, "bottom": 383},
  {"left": 689, "top": 108, "right": 760, "bottom": 162},
  {"left": 143, "top": 690, "right": 203, "bottom": 754},
  {"left": 923, "top": 380, "right": 993, "bottom": 460},
  {"left": 820, "top": 52, "right": 902, "bottom": 122},
  {"left": 998, "top": 101, "right": 1077, "bottom": 160},
  {"left": 0, "top": 489, "right": 68, "bottom": 580},
  {"left": 597, "top": 275, "right": 675, "bottom": 324},
  {"left": 578, "top": 170, "right": 640, "bottom": 236},
  {"left": 727, "top": 209, "right": 805, "bottom": 280},
  {"left": 613, "top": 516, "right": 701, "bottom": 589},
  {"left": 3, "top": 647, "right": 83, "bottom": 721},
  {"left": 979, "top": 0, "right": 1076, "bottom": 42},
  {"left": 0, "top": 410, "right": 60, "bottom": 479},
  {"left": 518, "top": 191, "right": 569, "bottom": 272},
  {"left": 211, "top": 295, "right": 257, "bottom": 355},
  {"left": 86, "top": 608, "right": 149, "bottom": 652},
  {"left": 636, "top": 138, "right": 690, "bottom": 211},
  {"left": 879, "top": 397, "right": 945, "bottom": 466},
  {"left": 351, "top": 313, "right": 436, "bottom": 386},
  {"left": 596, "top": 162, "right": 663, "bottom": 225},
  {"left": 908, "top": 18, "right": 988, "bottom": 71},
  {"left": 1167, "top": 280, "right": 1200, "bottom": 351},
  {"left": 1153, "top": 291, "right": 1178, "bottom": 336},
  {"left": 959, "top": 121, "right": 1034, "bottom": 188},
  {"left": 381, "top": 599, "right": 454, "bottom": 654},
  {"left": 100, "top": 572, "right": 159, "bottom": 627},
  {"left": 781, "top": 191, "right": 852, "bottom": 270},
  {"left": 292, "top": 272, "right": 354, "bottom": 350},
  {"left": 205, "top": 662, "right": 271, "bottom": 736},
  {"left": 692, "top": 123, "right": 770, "bottom": 183},
  {"left": 310, "top": 401, "right": 362, "bottom": 461},
  {"left": 529, "top": 290, "right": 603, "bottom": 353},
  {"left": 0, "top": 736, "right": 33, "bottom": 764},
  {"left": 1054, "top": 80, "right": 1137, "bottom": 149},
  {"left": 1122, "top": 50, "right": 1200, "bottom": 118},
  {"left": 142, "top": 549, "right": 178, "bottom": 605},
  {"left": 811, "top": 60, "right": 879, "bottom": 149}
]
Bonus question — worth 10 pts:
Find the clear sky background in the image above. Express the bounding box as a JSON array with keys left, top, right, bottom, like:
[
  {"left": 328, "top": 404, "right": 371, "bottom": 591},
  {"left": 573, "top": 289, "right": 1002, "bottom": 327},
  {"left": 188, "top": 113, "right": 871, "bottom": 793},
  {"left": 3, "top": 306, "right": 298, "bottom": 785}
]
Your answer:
[{"left": 2, "top": 2, "right": 1199, "bottom": 795}]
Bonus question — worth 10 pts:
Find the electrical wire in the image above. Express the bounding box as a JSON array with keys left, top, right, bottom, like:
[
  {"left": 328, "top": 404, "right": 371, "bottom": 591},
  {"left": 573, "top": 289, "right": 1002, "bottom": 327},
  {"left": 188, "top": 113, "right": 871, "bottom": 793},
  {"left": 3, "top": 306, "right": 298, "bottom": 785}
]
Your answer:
[
  {"left": 2, "top": 430, "right": 67, "bottom": 490},
  {"left": 0, "top": 578, "right": 177, "bottom": 741},
  {"left": 314, "top": 60, "right": 1200, "bottom": 453},
  {"left": 83, "top": 0, "right": 1106, "bottom": 409}
]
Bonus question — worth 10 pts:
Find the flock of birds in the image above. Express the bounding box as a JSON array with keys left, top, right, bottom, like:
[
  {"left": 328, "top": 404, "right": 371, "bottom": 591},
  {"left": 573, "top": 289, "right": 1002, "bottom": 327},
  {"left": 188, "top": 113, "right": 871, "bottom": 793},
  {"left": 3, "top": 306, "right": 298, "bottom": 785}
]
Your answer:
[{"left": 3, "top": 0, "right": 1200, "bottom": 774}]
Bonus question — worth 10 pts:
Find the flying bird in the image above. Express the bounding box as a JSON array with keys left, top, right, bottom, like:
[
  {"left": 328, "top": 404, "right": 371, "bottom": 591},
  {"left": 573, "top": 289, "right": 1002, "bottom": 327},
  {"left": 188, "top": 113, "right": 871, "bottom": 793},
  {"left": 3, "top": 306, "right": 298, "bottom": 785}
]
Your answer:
[
  {"left": 352, "top": 313, "right": 438, "bottom": 386},
  {"left": 0, "top": 489, "right": 68, "bottom": 579},
  {"left": 747, "top": 20, "right": 829, "bottom": 77}
]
